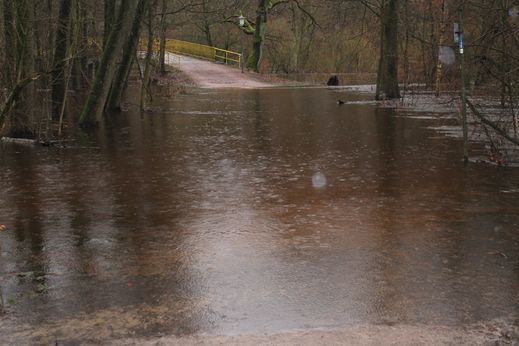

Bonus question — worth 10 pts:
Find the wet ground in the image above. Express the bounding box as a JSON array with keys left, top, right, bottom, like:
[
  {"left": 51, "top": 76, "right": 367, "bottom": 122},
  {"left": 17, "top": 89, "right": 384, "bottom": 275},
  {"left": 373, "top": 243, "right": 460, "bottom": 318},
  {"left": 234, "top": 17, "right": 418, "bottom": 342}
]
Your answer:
[{"left": 0, "top": 87, "right": 518, "bottom": 344}]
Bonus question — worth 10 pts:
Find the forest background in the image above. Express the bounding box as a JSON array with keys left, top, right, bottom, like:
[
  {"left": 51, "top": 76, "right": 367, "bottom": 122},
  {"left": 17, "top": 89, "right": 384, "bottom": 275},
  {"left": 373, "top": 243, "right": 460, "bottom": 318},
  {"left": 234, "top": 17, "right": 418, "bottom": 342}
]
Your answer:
[{"left": 0, "top": 0, "right": 518, "bottom": 160}]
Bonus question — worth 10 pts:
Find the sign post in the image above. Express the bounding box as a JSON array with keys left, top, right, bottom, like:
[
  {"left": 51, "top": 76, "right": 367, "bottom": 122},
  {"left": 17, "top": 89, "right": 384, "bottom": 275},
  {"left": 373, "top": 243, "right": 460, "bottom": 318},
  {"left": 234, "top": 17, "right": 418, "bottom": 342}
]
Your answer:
[
  {"left": 239, "top": 15, "right": 245, "bottom": 73},
  {"left": 456, "top": 10, "right": 469, "bottom": 164}
]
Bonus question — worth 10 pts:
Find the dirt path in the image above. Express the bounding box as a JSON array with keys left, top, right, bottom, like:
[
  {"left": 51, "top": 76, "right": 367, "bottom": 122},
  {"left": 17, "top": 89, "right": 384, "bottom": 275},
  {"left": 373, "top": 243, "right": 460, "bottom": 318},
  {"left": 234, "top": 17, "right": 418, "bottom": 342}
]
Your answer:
[{"left": 164, "top": 53, "right": 275, "bottom": 89}]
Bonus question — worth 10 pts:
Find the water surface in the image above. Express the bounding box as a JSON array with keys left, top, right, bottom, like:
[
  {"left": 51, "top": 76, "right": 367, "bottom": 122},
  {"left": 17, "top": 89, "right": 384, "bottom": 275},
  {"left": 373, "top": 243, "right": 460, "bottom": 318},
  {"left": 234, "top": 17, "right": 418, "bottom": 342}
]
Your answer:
[{"left": 1, "top": 87, "right": 518, "bottom": 343}]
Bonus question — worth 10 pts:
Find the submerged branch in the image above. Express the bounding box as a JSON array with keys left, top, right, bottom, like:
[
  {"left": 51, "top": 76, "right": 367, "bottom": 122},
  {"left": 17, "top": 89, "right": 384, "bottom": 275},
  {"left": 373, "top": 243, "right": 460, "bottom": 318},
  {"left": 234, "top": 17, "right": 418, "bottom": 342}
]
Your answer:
[{"left": 466, "top": 98, "right": 519, "bottom": 146}]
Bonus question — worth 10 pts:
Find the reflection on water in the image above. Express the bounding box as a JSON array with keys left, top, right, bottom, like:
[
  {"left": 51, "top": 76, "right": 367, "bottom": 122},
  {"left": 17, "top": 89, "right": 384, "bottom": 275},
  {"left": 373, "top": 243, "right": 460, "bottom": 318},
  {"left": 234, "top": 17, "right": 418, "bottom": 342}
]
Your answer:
[{"left": 1, "top": 88, "right": 518, "bottom": 342}]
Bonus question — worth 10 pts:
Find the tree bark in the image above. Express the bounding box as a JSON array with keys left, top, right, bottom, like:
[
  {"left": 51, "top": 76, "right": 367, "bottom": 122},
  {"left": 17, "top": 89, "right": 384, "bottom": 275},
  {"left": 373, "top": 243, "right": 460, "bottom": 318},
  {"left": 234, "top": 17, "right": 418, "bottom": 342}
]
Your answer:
[
  {"left": 3, "top": 0, "right": 16, "bottom": 89},
  {"left": 376, "top": 0, "right": 400, "bottom": 100},
  {"left": 106, "top": 0, "right": 149, "bottom": 112},
  {"left": 51, "top": 0, "right": 73, "bottom": 120},
  {"left": 58, "top": 0, "right": 82, "bottom": 136},
  {"left": 248, "top": 0, "right": 268, "bottom": 72},
  {"left": 140, "top": 0, "right": 155, "bottom": 111},
  {"left": 79, "top": 0, "right": 136, "bottom": 127},
  {"left": 104, "top": 0, "right": 116, "bottom": 48},
  {"left": 434, "top": 0, "right": 446, "bottom": 97},
  {"left": 158, "top": 0, "right": 167, "bottom": 74},
  {"left": 201, "top": 0, "right": 213, "bottom": 46},
  {"left": 74, "top": 1, "right": 89, "bottom": 90}
]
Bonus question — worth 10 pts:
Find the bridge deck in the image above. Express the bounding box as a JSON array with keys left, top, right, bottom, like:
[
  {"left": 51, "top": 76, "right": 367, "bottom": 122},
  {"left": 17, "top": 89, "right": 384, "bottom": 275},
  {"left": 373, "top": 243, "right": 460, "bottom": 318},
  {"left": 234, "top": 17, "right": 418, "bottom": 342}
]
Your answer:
[{"left": 165, "top": 53, "right": 273, "bottom": 89}]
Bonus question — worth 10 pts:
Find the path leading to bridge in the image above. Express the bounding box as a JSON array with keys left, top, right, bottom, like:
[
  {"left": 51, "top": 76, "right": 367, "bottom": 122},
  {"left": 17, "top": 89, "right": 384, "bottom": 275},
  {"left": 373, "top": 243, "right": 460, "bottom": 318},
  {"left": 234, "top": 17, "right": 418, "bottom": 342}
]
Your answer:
[{"left": 165, "top": 52, "right": 275, "bottom": 89}]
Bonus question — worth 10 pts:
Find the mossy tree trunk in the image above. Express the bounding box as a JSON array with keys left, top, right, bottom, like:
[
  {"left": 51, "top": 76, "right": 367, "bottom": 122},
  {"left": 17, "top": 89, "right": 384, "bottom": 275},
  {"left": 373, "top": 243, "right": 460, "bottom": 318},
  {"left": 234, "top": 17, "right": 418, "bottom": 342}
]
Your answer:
[
  {"left": 79, "top": 0, "right": 136, "bottom": 127},
  {"left": 106, "top": 0, "right": 149, "bottom": 112}
]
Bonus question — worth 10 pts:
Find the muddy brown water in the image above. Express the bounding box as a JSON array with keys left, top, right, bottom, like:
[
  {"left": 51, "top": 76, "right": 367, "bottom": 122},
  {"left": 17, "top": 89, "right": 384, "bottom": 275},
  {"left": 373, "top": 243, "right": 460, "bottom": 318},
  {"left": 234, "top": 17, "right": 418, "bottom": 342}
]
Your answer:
[{"left": 0, "top": 87, "right": 518, "bottom": 343}]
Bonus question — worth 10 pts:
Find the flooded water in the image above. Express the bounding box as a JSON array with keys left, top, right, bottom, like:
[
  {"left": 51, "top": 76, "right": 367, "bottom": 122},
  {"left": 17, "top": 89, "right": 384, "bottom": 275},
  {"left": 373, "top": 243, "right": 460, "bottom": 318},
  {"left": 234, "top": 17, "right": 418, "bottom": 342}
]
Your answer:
[{"left": 1, "top": 87, "right": 518, "bottom": 343}]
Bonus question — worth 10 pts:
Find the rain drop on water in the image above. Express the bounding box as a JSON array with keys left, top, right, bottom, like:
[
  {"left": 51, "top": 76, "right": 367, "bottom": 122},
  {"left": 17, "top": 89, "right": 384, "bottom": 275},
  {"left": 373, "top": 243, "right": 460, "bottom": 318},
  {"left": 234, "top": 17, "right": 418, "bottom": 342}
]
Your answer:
[
  {"left": 438, "top": 46, "right": 455, "bottom": 66},
  {"left": 312, "top": 172, "right": 327, "bottom": 189}
]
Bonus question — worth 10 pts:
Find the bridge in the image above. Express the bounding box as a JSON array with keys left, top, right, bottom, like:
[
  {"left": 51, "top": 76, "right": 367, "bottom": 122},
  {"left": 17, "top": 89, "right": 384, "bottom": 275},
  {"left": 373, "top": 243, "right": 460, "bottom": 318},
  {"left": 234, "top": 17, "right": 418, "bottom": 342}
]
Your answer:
[
  {"left": 159, "top": 39, "right": 272, "bottom": 89},
  {"left": 163, "top": 39, "right": 242, "bottom": 67}
]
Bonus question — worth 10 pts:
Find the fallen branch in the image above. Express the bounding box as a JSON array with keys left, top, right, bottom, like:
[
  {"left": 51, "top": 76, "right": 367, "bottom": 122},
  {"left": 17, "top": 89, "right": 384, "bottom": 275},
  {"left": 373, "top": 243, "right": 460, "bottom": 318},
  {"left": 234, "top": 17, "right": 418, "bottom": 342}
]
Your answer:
[{"left": 466, "top": 98, "right": 519, "bottom": 146}]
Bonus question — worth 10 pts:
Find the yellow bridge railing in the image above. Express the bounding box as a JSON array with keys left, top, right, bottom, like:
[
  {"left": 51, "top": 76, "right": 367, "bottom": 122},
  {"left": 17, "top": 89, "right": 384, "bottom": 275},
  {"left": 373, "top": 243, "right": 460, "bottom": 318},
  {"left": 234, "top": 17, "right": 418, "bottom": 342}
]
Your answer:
[{"left": 164, "top": 39, "right": 241, "bottom": 66}]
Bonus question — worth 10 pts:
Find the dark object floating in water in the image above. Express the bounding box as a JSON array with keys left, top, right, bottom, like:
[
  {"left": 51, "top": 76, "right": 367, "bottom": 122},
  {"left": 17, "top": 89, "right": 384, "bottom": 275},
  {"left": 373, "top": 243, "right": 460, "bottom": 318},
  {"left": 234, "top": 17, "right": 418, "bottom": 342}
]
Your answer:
[
  {"left": 337, "top": 100, "right": 345, "bottom": 105},
  {"left": 327, "top": 75, "right": 339, "bottom": 86}
]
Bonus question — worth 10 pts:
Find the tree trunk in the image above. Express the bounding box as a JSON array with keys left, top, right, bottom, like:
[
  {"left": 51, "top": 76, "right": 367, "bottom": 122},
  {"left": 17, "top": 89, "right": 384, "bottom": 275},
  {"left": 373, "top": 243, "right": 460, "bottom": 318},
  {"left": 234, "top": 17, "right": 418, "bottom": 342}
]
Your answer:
[
  {"left": 376, "top": 0, "right": 400, "bottom": 100},
  {"left": 140, "top": 0, "right": 155, "bottom": 111},
  {"left": 401, "top": 0, "right": 410, "bottom": 100},
  {"left": 47, "top": 0, "right": 54, "bottom": 63},
  {"left": 104, "top": 0, "right": 116, "bottom": 48},
  {"left": 290, "top": 4, "right": 300, "bottom": 73},
  {"left": 51, "top": 0, "right": 73, "bottom": 120},
  {"left": 201, "top": 0, "right": 213, "bottom": 46},
  {"left": 33, "top": 3, "right": 45, "bottom": 77},
  {"left": 106, "top": 0, "right": 148, "bottom": 112},
  {"left": 158, "top": 0, "right": 167, "bottom": 75},
  {"left": 22, "top": 0, "right": 35, "bottom": 135},
  {"left": 247, "top": 0, "right": 268, "bottom": 72},
  {"left": 75, "top": 1, "right": 89, "bottom": 90},
  {"left": 58, "top": 0, "right": 82, "bottom": 136},
  {"left": 79, "top": 0, "right": 136, "bottom": 127},
  {"left": 375, "top": 7, "right": 385, "bottom": 100},
  {"left": 3, "top": 0, "right": 16, "bottom": 89},
  {"left": 500, "top": 0, "right": 509, "bottom": 108},
  {"left": 435, "top": 0, "right": 446, "bottom": 96}
]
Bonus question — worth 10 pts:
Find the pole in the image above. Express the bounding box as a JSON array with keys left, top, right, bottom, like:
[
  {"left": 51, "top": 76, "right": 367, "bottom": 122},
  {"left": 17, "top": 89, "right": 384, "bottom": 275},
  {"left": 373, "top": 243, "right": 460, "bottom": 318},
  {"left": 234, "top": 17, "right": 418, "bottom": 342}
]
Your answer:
[
  {"left": 459, "top": 9, "right": 469, "bottom": 164},
  {"left": 240, "top": 30, "right": 244, "bottom": 73}
]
